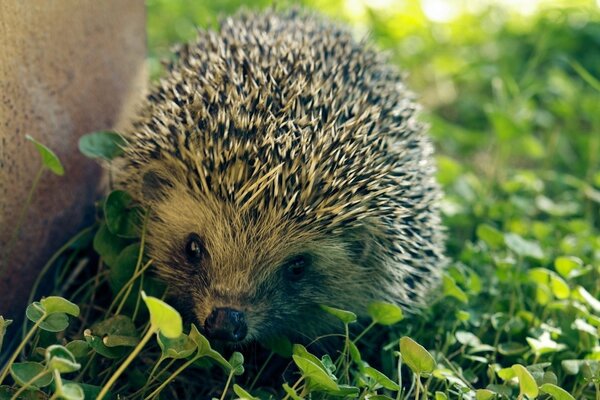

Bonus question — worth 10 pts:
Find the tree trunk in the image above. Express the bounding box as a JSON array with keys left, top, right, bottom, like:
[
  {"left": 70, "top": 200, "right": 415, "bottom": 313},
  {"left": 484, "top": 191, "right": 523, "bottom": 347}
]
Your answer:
[{"left": 0, "top": 1, "right": 146, "bottom": 318}]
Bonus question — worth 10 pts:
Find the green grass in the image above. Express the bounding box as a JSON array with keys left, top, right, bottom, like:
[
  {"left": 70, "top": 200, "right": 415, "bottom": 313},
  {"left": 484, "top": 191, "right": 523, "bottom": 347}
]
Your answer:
[{"left": 1, "top": 1, "right": 599, "bottom": 399}]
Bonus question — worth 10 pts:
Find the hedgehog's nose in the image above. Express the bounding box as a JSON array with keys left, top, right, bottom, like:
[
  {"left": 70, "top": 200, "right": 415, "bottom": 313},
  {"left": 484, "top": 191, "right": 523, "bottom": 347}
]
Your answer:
[{"left": 204, "top": 307, "right": 247, "bottom": 342}]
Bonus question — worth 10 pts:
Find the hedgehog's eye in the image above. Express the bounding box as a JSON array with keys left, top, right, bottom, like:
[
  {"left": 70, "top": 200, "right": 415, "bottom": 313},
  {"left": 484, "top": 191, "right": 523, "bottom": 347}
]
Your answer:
[
  {"left": 184, "top": 233, "right": 205, "bottom": 263},
  {"left": 283, "top": 254, "right": 310, "bottom": 281}
]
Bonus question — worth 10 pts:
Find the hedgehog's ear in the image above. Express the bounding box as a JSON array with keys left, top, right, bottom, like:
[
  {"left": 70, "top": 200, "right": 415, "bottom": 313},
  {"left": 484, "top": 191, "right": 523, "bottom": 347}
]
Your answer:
[{"left": 141, "top": 170, "right": 173, "bottom": 202}]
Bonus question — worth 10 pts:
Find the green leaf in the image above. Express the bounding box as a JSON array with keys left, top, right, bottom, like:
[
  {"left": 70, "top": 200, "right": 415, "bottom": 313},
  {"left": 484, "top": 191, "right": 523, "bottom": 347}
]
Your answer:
[
  {"left": 263, "top": 335, "right": 293, "bottom": 357},
  {"left": 60, "top": 383, "right": 85, "bottom": 400},
  {"left": 0, "top": 317, "right": 12, "bottom": 353},
  {"left": 561, "top": 360, "right": 583, "bottom": 375},
  {"left": 348, "top": 340, "right": 362, "bottom": 364},
  {"left": 528, "top": 268, "right": 570, "bottom": 299},
  {"left": 25, "top": 302, "right": 70, "bottom": 332},
  {"left": 229, "top": 352, "right": 245, "bottom": 376},
  {"left": 475, "top": 389, "right": 496, "bottom": 400},
  {"left": 84, "top": 331, "right": 127, "bottom": 359},
  {"left": 526, "top": 332, "right": 567, "bottom": 355},
  {"left": 477, "top": 224, "right": 504, "bottom": 248},
  {"left": 26, "top": 135, "right": 64, "bottom": 175},
  {"left": 91, "top": 315, "right": 137, "bottom": 338},
  {"left": 187, "top": 325, "right": 208, "bottom": 354},
  {"left": 93, "top": 223, "right": 130, "bottom": 268},
  {"left": 42, "top": 314, "right": 69, "bottom": 332},
  {"left": 25, "top": 302, "right": 46, "bottom": 323},
  {"left": 65, "top": 341, "right": 90, "bottom": 360},
  {"left": 455, "top": 331, "right": 481, "bottom": 347},
  {"left": 399, "top": 336, "right": 435, "bottom": 374},
  {"left": 364, "top": 366, "right": 400, "bottom": 390},
  {"left": 104, "top": 190, "right": 143, "bottom": 238},
  {"left": 40, "top": 297, "right": 79, "bottom": 317},
  {"left": 554, "top": 256, "right": 583, "bottom": 278},
  {"left": 498, "top": 342, "right": 528, "bottom": 356},
  {"left": 10, "top": 362, "right": 53, "bottom": 388},
  {"left": 504, "top": 233, "right": 544, "bottom": 260},
  {"left": 109, "top": 243, "right": 141, "bottom": 294},
  {"left": 539, "top": 383, "right": 575, "bottom": 400},
  {"left": 141, "top": 291, "right": 182, "bottom": 338},
  {"left": 45, "top": 345, "right": 81, "bottom": 373},
  {"left": 442, "top": 274, "right": 468, "bottom": 303},
  {"left": 367, "top": 301, "right": 404, "bottom": 325},
  {"left": 573, "top": 286, "right": 600, "bottom": 313},
  {"left": 293, "top": 344, "right": 330, "bottom": 374},
  {"left": 233, "top": 384, "right": 259, "bottom": 400},
  {"left": 435, "top": 392, "right": 448, "bottom": 400},
  {"left": 78, "top": 131, "right": 126, "bottom": 160},
  {"left": 512, "top": 364, "right": 539, "bottom": 399},
  {"left": 103, "top": 335, "right": 139, "bottom": 347},
  {"left": 320, "top": 305, "right": 357, "bottom": 324},
  {"left": 157, "top": 332, "right": 196, "bottom": 359},
  {"left": 292, "top": 355, "right": 339, "bottom": 391}
]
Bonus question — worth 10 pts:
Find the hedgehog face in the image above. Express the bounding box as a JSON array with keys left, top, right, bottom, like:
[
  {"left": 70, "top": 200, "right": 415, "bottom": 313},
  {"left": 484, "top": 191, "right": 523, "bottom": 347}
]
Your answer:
[{"left": 142, "top": 176, "right": 377, "bottom": 342}]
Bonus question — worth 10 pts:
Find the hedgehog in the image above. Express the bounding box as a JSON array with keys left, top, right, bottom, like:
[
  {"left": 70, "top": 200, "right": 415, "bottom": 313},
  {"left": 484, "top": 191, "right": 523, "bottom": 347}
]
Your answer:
[{"left": 116, "top": 9, "right": 446, "bottom": 343}]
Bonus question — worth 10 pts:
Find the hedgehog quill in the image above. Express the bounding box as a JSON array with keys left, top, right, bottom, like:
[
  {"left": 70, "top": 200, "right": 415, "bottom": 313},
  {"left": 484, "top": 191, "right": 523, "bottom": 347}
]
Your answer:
[{"left": 117, "top": 10, "right": 446, "bottom": 343}]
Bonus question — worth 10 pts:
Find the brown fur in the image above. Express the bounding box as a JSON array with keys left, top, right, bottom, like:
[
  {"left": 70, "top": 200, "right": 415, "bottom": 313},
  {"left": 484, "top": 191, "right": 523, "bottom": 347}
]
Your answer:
[{"left": 116, "top": 9, "right": 446, "bottom": 342}]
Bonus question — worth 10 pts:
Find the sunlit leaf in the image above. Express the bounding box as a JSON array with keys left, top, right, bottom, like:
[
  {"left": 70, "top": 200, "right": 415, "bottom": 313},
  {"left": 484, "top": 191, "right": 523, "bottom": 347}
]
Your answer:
[
  {"left": 26, "top": 135, "right": 64, "bottom": 175},
  {"left": 539, "top": 383, "right": 575, "bottom": 400},
  {"left": 321, "top": 305, "right": 357, "bottom": 324},
  {"left": 364, "top": 366, "right": 400, "bottom": 390},
  {"left": 233, "top": 384, "right": 259, "bottom": 400},
  {"left": 512, "top": 364, "right": 539, "bottom": 399},
  {"left": 292, "top": 355, "right": 339, "bottom": 391},
  {"left": 505, "top": 233, "right": 544, "bottom": 260},
  {"left": 554, "top": 256, "right": 583, "bottom": 278},
  {"left": 141, "top": 291, "right": 182, "bottom": 338},
  {"left": 157, "top": 332, "right": 196, "bottom": 359},
  {"left": 40, "top": 297, "right": 79, "bottom": 317},
  {"left": 60, "top": 382, "right": 85, "bottom": 400},
  {"left": 475, "top": 389, "right": 496, "bottom": 400},
  {"left": 45, "top": 345, "right": 81, "bottom": 373},
  {"left": 367, "top": 301, "right": 404, "bottom": 325},
  {"left": 442, "top": 274, "right": 468, "bottom": 303},
  {"left": 435, "top": 392, "right": 448, "bottom": 400},
  {"left": 399, "top": 336, "right": 435, "bottom": 375}
]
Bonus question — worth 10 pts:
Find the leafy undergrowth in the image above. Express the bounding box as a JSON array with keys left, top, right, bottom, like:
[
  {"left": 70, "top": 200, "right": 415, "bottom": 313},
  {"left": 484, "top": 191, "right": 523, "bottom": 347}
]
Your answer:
[{"left": 1, "top": 1, "right": 600, "bottom": 399}]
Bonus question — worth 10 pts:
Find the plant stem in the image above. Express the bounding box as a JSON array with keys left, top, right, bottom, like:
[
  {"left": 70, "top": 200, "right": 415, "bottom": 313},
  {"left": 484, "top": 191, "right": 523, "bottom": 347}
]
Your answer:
[
  {"left": 414, "top": 373, "right": 420, "bottom": 400},
  {"left": 282, "top": 376, "right": 304, "bottom": 400},
  {"left": 107, "top": 259, "right": 153, "bottom": 316},
  {"left": 0, "top": 317, "right": 44, "bottom": 385},
  {"left": 249, "top": 351, "right": 274, "bottom": 390},
  {"left": 2, "top": 166, "right": 45, "bottom": 268},
  {"left": 21, "top": 226, "right": 94, "bottom": 341},
  {"left": 144, "top": 355, "right": 201, "bottom": 400},
  {"left": 115, "top": 213, "right": 148, "bottom": 316},
  {"left": 97, "top": 326, "right": 156, "bottom": 400},
  {"left": 219, "top": 371, "right": 234, "bottom": 400},
  {"left": 353, "top": 321, "right": 376, "bottom": 344}
]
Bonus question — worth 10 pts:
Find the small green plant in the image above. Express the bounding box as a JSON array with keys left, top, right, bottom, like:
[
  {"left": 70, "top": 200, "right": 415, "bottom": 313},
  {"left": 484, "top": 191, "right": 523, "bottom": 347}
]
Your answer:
[{"left": 2, "top": 2, "right": 600, "bottom": 399}]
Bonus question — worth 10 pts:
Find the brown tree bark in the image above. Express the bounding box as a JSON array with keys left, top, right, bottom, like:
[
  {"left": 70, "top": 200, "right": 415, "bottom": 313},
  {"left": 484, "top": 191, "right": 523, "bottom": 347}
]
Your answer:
[{"left": 0, "top": 1, "right": 146, "bottom": 318}]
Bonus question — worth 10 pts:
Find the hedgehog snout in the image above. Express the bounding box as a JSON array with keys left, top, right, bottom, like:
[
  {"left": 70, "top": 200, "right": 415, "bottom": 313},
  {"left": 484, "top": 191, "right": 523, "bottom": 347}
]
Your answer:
[{"left": 203, "top": 307, "right": 248, "bottom": 342}]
